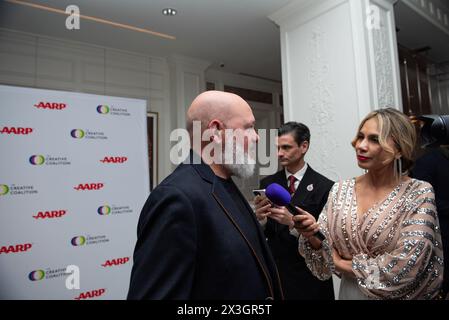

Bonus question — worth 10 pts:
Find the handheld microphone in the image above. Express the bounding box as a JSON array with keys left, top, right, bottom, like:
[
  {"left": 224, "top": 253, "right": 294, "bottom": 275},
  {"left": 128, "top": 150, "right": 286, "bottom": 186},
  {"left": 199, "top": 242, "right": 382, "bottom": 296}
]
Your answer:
[{"left": 265, "top": 183, "right": 325, "bottom": 241}]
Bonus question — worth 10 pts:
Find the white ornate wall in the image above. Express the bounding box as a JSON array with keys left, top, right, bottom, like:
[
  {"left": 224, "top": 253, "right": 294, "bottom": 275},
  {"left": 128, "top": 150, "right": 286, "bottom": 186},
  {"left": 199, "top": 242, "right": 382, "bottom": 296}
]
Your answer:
[{"left": 270, "top": 0, "right": 402, "bottom": 182}]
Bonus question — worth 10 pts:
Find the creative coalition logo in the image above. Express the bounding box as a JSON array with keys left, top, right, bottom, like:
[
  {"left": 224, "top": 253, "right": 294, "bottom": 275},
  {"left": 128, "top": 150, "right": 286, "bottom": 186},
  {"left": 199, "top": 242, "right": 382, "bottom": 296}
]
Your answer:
[
  {"left": 71, "top": 235, "right": 110, "bottom": 247},
  {"left": 0, "top": 126, "right": 33, "bottom": 135},
  {"left": 74, "top": 288, "right": 106, "bottom": 300},
  {"left": 97, "top": 206, "right": 111, "bottom": 215},
  {"left": 71, "top": 236, "right": 86, "bottom": 246},
  {"left": 29, "top": 155, "right": 71, "bottom": 166},
  {"left": 28, "top": 270, "right": 45, "bottom": 281},
  {"left": 100, "top": 156, "right": 128, "bottom": 164},
  {"left": 29, "top": 155, "right": 45, "bottom": 165},
  {"left": 70, "top": 129, "right": 85, "bottom": 139},
  {"left": 74, "top": 183, "right": 104, "bottom": 191},
  {"left": 0, "top": 184, "right": 9, "bottom": 196},
  {"left": 96, "top": 105, "right": 109, "bottom": 114},
  {"left": 34, "top": 102, "right": 67, "bottom": 110},
  {"left": 33, "top": 210, "right": 67, "bottom": 220},
  {"left": 101, "top": 257, "right": 130, "bottom": 268},
  {"left": 97, "top": 205, "right": 132, "bottom": 216},
  {"left": 96, "top": 104, "right": 130, "bottom": 116},
  {"left": 70, "top": 129, "right": 108, "bottom": 140},
  {"left": 0, "top": 243, "right": 33, "bottom": 254},
  {"left": 0, "top": 184, "right": 38, "bottom": 196},
  {"left": 28, "top": 266, "right": 70, "bottom": 281}
]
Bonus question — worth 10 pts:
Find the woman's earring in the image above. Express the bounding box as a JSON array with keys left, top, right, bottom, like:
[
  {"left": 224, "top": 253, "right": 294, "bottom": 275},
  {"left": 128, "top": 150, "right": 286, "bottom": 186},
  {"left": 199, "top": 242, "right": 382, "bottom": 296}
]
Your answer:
[{"left": 394, "top": 157, "right": 402, "bottom": 182}]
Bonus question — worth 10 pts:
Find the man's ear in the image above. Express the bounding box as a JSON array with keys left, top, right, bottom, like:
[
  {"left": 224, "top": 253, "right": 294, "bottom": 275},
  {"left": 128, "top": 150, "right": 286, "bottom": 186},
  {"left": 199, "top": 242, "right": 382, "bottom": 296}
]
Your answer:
[
  {"left": 301, "top": 141, "right": 309, "bottom": 154},
  {"left": 207, "top": 120, "right": 222, "bottom": 142}
]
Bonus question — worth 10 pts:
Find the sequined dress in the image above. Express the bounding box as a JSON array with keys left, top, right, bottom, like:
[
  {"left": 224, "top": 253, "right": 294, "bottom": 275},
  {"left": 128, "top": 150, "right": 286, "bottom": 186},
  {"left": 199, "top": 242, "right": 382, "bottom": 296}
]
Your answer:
[{"left": 299, "top": 178, "right": 444, "bottom": 299}]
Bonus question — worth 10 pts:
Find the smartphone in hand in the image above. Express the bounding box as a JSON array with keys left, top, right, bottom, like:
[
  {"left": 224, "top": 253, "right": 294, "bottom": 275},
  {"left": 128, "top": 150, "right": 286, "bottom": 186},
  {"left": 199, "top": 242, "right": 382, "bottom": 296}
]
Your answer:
[
  {"left": 253, "top": 189, "right": 279, "bottom": 208},
  {"left": 252, "top": 189, "right": 266, "bottom": 197}
]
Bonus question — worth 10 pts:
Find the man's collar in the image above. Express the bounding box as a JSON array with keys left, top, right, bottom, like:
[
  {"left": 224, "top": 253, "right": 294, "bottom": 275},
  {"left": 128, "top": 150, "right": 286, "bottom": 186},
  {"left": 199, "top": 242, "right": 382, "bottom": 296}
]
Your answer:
[{"left": 285, "top": 163, "right": 308, "bottom": 180}]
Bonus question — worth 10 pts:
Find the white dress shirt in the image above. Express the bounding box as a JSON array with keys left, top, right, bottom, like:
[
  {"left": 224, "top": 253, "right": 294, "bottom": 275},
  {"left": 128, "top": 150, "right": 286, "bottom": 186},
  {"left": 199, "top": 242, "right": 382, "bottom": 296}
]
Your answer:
[
  {"left": 285, "top": 163, "right": 308, "bottom": 192},
  {"left": 285, "top": 164, "right": 308, "bottom": 237}
]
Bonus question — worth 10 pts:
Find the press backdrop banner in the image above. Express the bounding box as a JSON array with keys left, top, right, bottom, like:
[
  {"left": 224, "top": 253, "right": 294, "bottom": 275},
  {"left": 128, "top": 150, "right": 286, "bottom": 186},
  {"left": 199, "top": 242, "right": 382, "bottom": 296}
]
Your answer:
[{"left": 0, "top": 84, "right": 149, "bottom": 299}]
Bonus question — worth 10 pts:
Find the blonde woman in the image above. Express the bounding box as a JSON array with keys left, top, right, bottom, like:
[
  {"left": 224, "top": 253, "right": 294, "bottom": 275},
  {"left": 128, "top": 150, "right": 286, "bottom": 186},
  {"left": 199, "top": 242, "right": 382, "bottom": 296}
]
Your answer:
[{"left": 294, "top": 108, "right": 444, "bottom": 299}]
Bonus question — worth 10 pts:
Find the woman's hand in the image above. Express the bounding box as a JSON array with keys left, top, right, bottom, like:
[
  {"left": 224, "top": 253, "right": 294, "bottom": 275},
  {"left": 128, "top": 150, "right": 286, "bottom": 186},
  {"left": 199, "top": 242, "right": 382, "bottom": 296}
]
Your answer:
[
  {"left": 292, "top": 207, "right": 320, "bottom": 238},
  {"left": 292, "top": 207, "right": 323, "bottom": 249},
  {"left": 333, "top": 249, "right": 354, "bottom": 277}
]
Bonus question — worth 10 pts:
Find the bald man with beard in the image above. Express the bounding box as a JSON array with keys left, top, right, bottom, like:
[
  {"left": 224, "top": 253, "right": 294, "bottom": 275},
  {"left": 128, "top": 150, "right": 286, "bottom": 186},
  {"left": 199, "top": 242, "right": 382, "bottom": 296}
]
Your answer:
[{"left": 127, "top": 91, "right": 284, "bottom": 300}]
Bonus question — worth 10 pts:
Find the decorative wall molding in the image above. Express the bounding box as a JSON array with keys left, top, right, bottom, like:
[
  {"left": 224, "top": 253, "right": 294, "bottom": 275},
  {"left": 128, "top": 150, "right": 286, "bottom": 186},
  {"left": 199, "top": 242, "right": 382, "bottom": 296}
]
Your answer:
[
  {"left": 206, "top": 69, "right": 283, "bottom": 105},
  {"left": 167, "top": 54, "right": 210, "bottom": 134},
  {"left": 367, "top": 0, "right": 402, "bottom": 110},
  {"left": 403, "top": 0, "right": 449, "bottom": 35},
  {"left": 306, "top": 27, "right": 341, "bottom": 180},
  {"left": 372, "top": 8, "right": 395, "bottom": 107},
  {"left": 168, "top": 54, "right": 211, "bottom": 73},
  {"left": 0, "top": 30, "right": 37, "bottom": 86},
  {"left": 269, "top": 0, "right": 346, "bottom": 30}
]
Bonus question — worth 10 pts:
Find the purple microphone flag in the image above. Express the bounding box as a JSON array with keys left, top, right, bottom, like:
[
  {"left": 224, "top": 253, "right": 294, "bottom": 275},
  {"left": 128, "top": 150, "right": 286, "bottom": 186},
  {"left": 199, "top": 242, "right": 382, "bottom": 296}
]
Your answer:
[{"left": 265, "top": 183, "right": 291, "bottom": 206}]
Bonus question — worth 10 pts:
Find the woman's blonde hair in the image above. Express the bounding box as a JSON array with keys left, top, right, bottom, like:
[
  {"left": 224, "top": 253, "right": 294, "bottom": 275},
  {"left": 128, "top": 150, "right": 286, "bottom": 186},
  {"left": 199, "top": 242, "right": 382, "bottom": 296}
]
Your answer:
[{"left": 351, "top": 108, "right": 417, "bottom": 172}]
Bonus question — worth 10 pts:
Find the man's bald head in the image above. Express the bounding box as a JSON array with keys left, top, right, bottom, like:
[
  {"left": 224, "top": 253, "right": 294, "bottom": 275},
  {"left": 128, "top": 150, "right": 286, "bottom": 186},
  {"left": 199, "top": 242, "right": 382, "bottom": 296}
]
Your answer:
[
  {"left": 184, "top": 90, "right": 258, "bottom": 178},
  {"left": 186, "top": 91, "right": 250, "bottom": 134}
]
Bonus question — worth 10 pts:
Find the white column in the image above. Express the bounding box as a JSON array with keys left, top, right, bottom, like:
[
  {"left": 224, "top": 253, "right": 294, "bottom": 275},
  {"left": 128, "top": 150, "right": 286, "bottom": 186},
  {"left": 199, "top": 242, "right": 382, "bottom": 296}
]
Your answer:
[
  {"left": 167, "top": 54, "right": 211, "bottom": 131},
  {"left": 269, "top": 0, "right": 402, "bottom": 182}
]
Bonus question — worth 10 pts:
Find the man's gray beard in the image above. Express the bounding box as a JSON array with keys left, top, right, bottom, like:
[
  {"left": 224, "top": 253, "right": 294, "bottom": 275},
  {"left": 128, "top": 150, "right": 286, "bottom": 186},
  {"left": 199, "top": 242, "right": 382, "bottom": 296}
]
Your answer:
[
  {"left": 224, "top": 162, "right": 256, "bottom": 179},
  {"left": 223, "top": 143, "right": 256, "bottom": 179}
]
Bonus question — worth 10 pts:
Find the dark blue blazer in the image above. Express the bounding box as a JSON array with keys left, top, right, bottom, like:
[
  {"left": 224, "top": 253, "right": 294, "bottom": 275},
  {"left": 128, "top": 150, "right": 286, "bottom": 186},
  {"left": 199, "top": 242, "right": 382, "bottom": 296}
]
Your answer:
[{"left": 127, "top": 157, "right": 283, "bottom": 300}]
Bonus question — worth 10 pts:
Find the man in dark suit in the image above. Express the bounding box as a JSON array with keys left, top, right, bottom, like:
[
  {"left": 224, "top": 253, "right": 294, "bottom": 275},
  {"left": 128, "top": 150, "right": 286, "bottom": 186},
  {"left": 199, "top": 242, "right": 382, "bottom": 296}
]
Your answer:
[
  {"left": 127, "top": 91, "right": 283, "bottom": 300},
  {"left": 254, "top": 122, "right": 334, "bottom": 300},
  {"left": 411, "top": 146, "right": 449, "bottom": 298}
]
